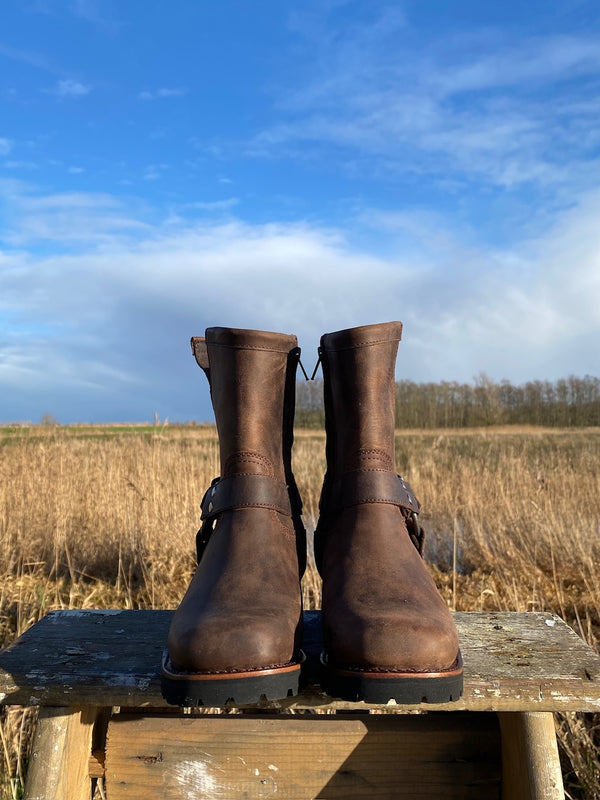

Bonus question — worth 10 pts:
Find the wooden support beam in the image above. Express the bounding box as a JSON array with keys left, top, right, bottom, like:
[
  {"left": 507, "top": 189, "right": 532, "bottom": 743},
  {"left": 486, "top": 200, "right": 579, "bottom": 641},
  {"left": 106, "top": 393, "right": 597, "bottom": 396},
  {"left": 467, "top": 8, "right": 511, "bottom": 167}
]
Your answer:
[
  {"left": 24, "top": 706, "right": 99, "bottom": 800},
  {"left": 499, "top": 712, "right": 564, "bottom": 800},
  {"left": 105, "top": 712, "right": 502, "bottom": 799}
]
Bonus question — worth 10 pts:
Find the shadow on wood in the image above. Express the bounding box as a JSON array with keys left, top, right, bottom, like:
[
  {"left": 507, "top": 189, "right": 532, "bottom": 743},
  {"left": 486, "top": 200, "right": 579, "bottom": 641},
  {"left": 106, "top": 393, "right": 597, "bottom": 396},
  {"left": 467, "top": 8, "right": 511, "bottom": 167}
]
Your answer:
[{"left": 105, "top": 712, "right": 502, "bottom": 799}]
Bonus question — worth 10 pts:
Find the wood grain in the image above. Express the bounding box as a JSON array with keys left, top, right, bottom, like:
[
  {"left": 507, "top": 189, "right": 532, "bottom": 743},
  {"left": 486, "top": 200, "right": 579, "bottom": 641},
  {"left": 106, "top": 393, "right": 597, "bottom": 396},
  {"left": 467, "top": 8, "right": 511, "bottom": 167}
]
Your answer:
[
  {"left": 105, "top": 712, "right": 502, "bottom": 799},
  {"left": 499, "top": 712, "right": 564, "bottom": 800},
  {"left": 23, "top": 706, "right": 98, "bottom": 800}
]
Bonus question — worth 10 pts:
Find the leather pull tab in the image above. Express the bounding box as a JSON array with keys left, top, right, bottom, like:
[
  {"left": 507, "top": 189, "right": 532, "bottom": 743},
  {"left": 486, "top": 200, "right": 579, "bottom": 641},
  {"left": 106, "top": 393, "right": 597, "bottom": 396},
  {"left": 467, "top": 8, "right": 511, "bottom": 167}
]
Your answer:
[{"left": 191, "top": 337, "right": 210, "bottom": 380}]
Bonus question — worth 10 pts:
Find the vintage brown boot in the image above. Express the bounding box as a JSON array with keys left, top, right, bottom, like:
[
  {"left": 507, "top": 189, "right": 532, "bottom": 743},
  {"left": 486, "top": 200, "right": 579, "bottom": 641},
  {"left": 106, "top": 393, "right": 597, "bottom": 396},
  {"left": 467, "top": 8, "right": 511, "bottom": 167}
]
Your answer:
[
  {"left": 315, "top": 322, "right": 463, "bottom": 703},
  {"left": 161, "top": 327, "right": 306, "bottom": 705}
]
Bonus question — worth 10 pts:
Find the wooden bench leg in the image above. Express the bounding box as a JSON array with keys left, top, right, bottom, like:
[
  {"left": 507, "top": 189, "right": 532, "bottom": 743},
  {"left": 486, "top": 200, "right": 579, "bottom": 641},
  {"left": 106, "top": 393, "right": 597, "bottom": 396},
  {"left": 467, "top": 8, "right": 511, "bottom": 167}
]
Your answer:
[
  {"left": 498, "top": 712, "right": 564, "bottom": 800},
  {"left": 24, "top": 706, "right": 103, "bottom": 800}
]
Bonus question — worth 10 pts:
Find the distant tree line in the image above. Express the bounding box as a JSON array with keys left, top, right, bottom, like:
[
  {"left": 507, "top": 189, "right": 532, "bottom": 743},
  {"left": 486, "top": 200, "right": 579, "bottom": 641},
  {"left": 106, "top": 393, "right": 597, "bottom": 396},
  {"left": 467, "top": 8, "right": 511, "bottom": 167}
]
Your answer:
[{"left": 295, "top": 374, "right": 600, "bottom": 428}]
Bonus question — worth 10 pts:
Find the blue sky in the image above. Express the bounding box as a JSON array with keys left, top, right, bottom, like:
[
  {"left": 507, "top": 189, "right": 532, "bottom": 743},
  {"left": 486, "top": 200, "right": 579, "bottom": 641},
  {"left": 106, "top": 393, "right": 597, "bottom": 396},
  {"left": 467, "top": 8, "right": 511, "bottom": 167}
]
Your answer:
[{"left": 1, "top": 0, "right": 600, "bottom": 423}]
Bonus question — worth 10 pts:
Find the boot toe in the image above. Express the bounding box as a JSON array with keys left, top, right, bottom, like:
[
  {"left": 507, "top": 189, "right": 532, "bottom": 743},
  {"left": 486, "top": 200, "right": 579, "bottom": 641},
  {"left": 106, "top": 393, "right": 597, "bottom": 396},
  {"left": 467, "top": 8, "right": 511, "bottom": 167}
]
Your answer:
[
  {"left": 168, "top": 610, "right": 298, "bottom": 674},
  {"left": 326, "top": 609, "right": 460, "bottom": 673}
]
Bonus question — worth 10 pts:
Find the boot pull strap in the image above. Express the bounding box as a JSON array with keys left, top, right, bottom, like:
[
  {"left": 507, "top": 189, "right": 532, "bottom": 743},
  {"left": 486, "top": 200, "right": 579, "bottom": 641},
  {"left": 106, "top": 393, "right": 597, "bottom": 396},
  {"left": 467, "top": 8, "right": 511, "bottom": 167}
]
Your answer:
[{"left": 190, "top": 337, "right": 210, "bottom": 381}]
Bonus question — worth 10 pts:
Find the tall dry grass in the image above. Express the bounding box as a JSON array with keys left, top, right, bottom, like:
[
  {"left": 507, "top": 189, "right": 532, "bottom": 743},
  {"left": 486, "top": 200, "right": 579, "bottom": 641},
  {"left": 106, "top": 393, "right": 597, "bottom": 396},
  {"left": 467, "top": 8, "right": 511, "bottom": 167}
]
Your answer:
[{"left": 0, "top": 424, "right": 599, "bottom": 798}]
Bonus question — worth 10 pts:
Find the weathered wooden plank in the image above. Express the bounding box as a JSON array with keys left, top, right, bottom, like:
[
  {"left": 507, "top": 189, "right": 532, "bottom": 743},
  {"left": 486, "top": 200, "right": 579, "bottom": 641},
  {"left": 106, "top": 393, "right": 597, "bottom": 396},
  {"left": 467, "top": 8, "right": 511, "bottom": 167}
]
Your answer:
[
  {"left": 24, "top": 706, "right": 98, "bottom": 800},
  {"left": 1, "top": 610, "right": 599, "bottom": 712},
  {"left": 105, "top": 712, "right": 502, "bottom": 799},
  {"left": 499, "top": 712, "right": 564, "bottom": 800}
]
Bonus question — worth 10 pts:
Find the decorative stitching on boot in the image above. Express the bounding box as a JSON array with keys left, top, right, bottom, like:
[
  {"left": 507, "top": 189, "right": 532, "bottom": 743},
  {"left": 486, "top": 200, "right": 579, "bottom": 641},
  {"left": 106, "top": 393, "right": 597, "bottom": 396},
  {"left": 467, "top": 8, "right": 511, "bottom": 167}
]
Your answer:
[
  {"left": 322, "top": 336, "right": 401, "bottom": 351},
  {"left": 164, "top": 656, "right": 300, "bottom": 676},
  {"left": 207, "top": 342, "right": 296, "bottom": 354},
  {"left": 353, "top": 448, "right": 394, "bottom": 470},
  {"left": 327, "top": 653, "right": 463, "bottom": 675},
  {"left": 224, "top": 451, "right": 274, "bottom": 477}
]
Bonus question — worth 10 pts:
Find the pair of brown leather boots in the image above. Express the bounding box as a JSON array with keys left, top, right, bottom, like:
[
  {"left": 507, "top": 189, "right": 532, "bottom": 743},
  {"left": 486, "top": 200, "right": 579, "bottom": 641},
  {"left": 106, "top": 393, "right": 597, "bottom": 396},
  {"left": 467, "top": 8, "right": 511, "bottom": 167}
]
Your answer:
[{"left": 161, "top": 322, "right": 462, "bottom": 706}]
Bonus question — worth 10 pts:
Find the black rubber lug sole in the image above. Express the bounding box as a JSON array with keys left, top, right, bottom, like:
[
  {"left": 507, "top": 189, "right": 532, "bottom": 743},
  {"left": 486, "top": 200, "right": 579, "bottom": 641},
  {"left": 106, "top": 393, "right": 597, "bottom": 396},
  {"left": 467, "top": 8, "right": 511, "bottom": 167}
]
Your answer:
[
  {"left": 321, "top": 655, "right": 464, "bottom": 704},
  {"left": 161, "top": 650, "right": 302, "bottom": 707}
]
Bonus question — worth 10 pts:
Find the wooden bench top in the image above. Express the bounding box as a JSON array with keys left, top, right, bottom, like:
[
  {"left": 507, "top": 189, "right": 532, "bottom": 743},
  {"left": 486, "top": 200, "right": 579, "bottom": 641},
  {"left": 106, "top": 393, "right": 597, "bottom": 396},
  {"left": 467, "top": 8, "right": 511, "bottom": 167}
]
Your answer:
[{"left": 1, "top": 610, "right": 599, "bottom": 713}]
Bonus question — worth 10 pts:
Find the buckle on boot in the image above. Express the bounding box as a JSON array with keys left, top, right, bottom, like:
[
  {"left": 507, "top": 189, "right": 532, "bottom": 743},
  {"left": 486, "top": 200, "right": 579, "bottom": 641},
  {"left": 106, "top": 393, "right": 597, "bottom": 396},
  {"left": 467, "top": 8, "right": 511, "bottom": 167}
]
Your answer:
[
  {"left": 200, "top": 476, "right": 221, "bottom": 517},
  {"left": 195, "top": 477, "right": 221, "bottom": 563},
  {"left": 195, "top": 519, "right": 215, "bottom": 563},
  {"left": 404, "top": 509, "right": 425, "bottom": 556}
]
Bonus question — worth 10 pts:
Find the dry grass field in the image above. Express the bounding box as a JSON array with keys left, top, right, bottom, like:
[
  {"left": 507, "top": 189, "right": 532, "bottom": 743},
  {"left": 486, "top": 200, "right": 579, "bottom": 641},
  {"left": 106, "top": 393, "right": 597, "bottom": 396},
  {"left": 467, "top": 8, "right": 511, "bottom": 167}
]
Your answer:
[{"left": 1, "top": 424, "right": 599, "bottom": 798}]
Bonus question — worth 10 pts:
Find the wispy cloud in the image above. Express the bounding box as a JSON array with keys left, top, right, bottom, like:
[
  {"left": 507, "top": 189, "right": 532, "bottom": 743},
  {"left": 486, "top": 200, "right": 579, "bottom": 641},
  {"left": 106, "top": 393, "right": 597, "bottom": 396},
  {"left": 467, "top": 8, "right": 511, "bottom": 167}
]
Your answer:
[
  {"left": 29, "top": 0, "right": 121, "bottom": 33},
  {"left": 255, "top": 13, "right": 600, "bottom": 195},
  {"left": 138, "top": 88, "right": 187, "bottom": 100},
  {"left": 142, "top": 164, "right": 170, "bottom": 181},
  {"left": 50, "top": 79, "right": 91, "bottom": 98},
  {"left": 1, "top": 182, "right": 150, "bottom": 246},
  {"left": 184, "top": 198, "right": 239, "bottom": 212},
  {"left": 0, "top": 41, "right": 55, "bottom": 72},
  {"left": 4, "top": 160, "right": 37, "bottom": 170},
  {"left": 0, "top": 138, "right": 12, "bottom": 156},
  {"left": 69, "top": 0, "right": 117, "bottom": 29}
]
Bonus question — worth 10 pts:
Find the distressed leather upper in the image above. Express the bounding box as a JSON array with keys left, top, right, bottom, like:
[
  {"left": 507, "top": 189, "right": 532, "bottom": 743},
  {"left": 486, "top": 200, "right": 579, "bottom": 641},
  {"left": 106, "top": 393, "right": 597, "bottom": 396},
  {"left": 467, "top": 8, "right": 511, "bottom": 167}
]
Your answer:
[
  {"left": 316, "top": 321, "right": 460, "bottom": 673},
  {"left": 167, "top": 327, "right": 305, "bottom": 673}
]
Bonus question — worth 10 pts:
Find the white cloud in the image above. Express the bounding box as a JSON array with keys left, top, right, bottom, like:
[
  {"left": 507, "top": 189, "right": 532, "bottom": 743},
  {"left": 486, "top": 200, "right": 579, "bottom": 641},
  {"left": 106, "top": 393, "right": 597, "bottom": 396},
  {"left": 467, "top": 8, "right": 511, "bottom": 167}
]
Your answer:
[
  {"left": 184, "top": 198, "right": 239, "bottom": 212},
  {"left": 51, "top": 79, "right": 91, "bottom": 98},
  {"left": 2, "top": 184, "right": 150, "bottom": 245},
  {"left": 4, "top": 160, "right": 37, "bottom": 170},
  {"left": 0, "top": 41, "right": 54, "bottom": 72},
  {"left": 142, "top": 163, "right": 170, "bottom": 181},
  {"left": 0, "top": 138, "right": 12, "bottom": 155},
  {"left": 1, "top": 180, "right": 599, "bottom": 421},
  {"left": 29, "top": 0, "right": 121, "bottom": 33},
  {"left": 70, "top": 0, "right": 113, "bottom": 27},
  {"left": 138, "top": 88, "right": 187, "bottom": 100}
]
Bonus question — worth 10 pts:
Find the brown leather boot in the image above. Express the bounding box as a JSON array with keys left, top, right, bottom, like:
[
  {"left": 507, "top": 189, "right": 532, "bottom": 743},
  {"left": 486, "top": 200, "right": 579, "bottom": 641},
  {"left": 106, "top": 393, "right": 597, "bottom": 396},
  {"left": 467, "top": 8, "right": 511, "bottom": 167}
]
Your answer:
[
  {"left": 161, "top": 327, "right": 306, "bottom": 706},
  {"left": 315, "top": 322, "right": 463, "bottom": 703}
]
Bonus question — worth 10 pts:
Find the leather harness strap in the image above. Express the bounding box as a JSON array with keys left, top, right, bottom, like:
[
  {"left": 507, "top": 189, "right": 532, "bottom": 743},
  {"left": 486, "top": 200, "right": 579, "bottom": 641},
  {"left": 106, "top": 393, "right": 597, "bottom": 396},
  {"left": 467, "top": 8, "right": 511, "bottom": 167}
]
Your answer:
[
  {"left": 339, "top": 471, "right": 421, "bottom": 514},
  {"left": 200, "top": 474, "right": 293, "bottom": 520}
]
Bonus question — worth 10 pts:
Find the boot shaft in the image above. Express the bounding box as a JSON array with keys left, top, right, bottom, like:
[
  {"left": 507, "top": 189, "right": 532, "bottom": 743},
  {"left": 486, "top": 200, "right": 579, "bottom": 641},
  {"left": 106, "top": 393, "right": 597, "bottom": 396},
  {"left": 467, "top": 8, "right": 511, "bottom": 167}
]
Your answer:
[
  {"left": 319, "top": 321, "right": 403, "bottom": 481},
  {"left": 192, "top": 327, "right": 300, "bottom": 482}
]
